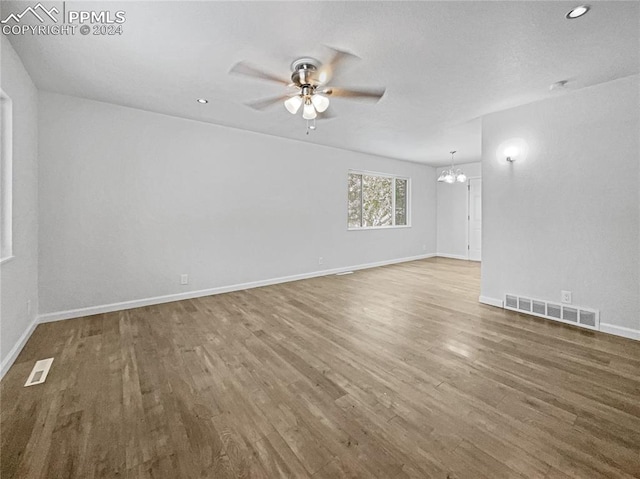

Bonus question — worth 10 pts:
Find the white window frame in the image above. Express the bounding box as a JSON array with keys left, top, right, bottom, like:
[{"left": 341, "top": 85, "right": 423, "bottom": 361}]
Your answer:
[
  {"left": 347, "top": 169, "right": 411, "bottom": 231},
  {"left": 1, "top": 90, "right": 13, "bottom": 264}
]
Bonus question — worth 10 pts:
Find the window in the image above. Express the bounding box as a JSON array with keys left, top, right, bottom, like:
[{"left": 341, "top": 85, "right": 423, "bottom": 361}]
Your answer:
[
  {"left": 348, "top": 171, "right": 410, "bottom": 229},
  {"left": 0, "top": 90, "right": 12, "bottom": 263}
]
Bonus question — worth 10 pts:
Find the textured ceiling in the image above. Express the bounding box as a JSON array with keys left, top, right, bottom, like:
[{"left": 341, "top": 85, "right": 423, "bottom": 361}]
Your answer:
[{"left": 4, "top": 1, "right": 639, "bottom": 165}]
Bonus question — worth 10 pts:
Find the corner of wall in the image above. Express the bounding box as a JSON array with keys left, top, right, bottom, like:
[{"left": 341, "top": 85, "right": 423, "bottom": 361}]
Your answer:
[{"left": 0, "top": 35, "right": 39, "bottom": 379}]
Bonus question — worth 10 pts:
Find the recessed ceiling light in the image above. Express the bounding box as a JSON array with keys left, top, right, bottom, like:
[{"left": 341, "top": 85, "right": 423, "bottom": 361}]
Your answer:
[
  {"left": 565, "top": 5, "right": 590, "bottom": 19},
  {"left": 196, "top": 98, "right": 208, "bottom": 104}
]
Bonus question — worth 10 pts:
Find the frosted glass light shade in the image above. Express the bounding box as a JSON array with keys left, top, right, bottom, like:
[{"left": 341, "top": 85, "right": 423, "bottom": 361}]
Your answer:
[
  {"left": 303, "top": 101, "right": 317, "bottom": 120},
  {"left": 438, "top": 151, "right": 466, "bottom": 184},
  {"left": 503, "top": 145, "right": 520, "bottom": 161},
  {"left": 284, "top": 95, "right": 303, "bottom": 114},
  {"left": 311, "top": 94, "right": 330, "bottom": 113}
]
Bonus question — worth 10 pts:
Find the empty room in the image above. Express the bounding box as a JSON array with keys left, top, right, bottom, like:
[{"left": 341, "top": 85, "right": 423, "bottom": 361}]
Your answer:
[{"left": 1, "top": 1, "right": 639, "bottom": 478}]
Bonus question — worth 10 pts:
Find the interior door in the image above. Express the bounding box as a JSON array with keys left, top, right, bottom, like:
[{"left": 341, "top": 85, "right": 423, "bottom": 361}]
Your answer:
[{"left": 468, "top": 178, "right": 482, "bottom": 261}]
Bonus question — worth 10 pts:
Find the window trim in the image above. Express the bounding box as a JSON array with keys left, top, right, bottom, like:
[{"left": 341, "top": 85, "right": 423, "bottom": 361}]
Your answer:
[
  {"left": 0, "top": 90, "right": 13, "bottom": 264},
  {"left": 347, "top": 169, "right": 411, "bottom": 230}
]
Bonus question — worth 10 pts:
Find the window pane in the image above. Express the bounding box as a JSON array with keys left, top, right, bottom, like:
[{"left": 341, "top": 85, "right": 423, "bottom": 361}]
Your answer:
[
  {"left": 362, "top": 175, "right": 392, "bottom": 227},
  {"left": 348, "top": 173, "right": 362, "bottom": 228},
  {"left": 395, "top": 178, "right": 407, "bottom": 226}
]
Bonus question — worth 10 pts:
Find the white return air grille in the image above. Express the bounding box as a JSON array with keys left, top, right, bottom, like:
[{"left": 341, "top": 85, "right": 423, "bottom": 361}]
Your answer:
[{"left": 504, "top": 294, "right": 599, "bottom": 330}]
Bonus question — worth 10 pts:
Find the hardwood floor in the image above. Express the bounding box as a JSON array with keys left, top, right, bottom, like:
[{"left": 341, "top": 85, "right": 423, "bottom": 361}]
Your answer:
[{"left": 2, "top": 258, "right": 640, "bottom": 478}]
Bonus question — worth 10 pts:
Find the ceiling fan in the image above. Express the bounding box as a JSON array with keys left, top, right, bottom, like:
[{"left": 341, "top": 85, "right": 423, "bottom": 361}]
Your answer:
[{"left": 230, "top": 47, "right": 386, "bottom": 132}]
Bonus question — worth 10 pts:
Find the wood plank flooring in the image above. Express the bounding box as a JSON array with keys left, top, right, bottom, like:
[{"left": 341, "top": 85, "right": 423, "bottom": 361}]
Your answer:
[{"left": 2, "top": 258, "right": 640, "bottom": 478}]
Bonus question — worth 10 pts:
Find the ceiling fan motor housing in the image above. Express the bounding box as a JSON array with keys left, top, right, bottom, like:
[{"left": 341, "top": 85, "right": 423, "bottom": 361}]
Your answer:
[{"left": 291, "top": 58, "right": 320, "bottom": 87}]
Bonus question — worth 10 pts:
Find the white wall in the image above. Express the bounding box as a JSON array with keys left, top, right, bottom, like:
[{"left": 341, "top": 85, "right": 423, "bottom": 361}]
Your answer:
[
  {"left": 38, "top": 92, "right": 436, "bottom": 316},
  {"left": 481, "top": 75, "right": 640, "bottom": 335},
  {"left": 0, "top": 37, "right": 39, "bottom": 375},
  {"left": 436, "top": 162, "right": 481, "bottom": 259}
]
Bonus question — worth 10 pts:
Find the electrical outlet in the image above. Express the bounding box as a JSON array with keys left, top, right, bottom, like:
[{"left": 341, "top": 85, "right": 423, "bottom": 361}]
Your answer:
[
  {"left": 180, "top": 274, "right": 189, "bottom": 285},
  {"left": 27, "top": 300, "right": 32, "bottom": 316},
  {"left": 318, "top": 257, "right": 324, "bottom": 265},
  {"left": 561, "top": 290, "right": 572, "bottom": 304},
  {"left": 422, "top": 244, "right": 427, "bottom": 251}
]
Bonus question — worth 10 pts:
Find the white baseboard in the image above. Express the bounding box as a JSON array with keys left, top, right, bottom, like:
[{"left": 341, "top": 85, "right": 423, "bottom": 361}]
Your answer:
[
  {"left": 0, "top": 315, "right": 38, "bottom": 379},
  {"left": 599, "top": 323, "right": 640, "bottom": 341},
  {"left": 38, "top": 254, "right": 436, "bottom": 324},
  {"left": 479, "top": 296, "right": 504, "bottom": 308},
  {"left": 436, "top": 253, "right": 469, "bottom": 260}
]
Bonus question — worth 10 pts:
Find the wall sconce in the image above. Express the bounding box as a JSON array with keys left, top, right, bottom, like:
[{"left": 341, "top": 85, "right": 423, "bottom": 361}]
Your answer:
[
  {"left": 497, "top": 138, "right": 528, "bottom": 164},
  {"left": 504, "top": 146, "right": 519, "bottom": 162}
]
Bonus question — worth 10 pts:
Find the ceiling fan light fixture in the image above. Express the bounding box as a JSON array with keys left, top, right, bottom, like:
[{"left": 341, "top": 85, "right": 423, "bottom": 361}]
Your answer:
[
  {"left": 302, "top": 100, "right": 317, "bottom": 120},
  {"left": 232, "top": 48, "right": 385, "bottom": 132},
  {"left": 284, "top": 95, "right": 303, "bottom": 114},
  {"left": 456, "top": 171, "right": 467, "bottom": 183},
  {"left": 311, "top": 93, "right": 330, "bottom": 112}
]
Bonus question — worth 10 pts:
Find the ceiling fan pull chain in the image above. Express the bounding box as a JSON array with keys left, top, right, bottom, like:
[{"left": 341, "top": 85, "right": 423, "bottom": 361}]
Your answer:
[{"left": 306, "top": 119, "right": 317, "bottom": 135}]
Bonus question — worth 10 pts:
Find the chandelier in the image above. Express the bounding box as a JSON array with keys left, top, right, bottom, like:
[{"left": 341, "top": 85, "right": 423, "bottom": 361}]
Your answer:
[{"left": 437, "top": 150, "right": 467, "bottom": 183}]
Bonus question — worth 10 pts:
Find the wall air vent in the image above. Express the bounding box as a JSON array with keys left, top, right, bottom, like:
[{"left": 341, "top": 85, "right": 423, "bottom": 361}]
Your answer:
[
  {"left": 504, "top": 294, "right": 599, "bottom": 331},
  {"left": 532, "top": 300, "right": 546, "bottom": 315},
  {"left": 562, "top": 306, "right": 578, "bottom": 323},
  {"left": 518, "top": 298, "right": 532, "bottom": 312},
  {"left": 579, "top": 310, "right": 597, "bottom": 328},
  {"left": 547, "top": 303, "right": 562, "bottom": 319}
]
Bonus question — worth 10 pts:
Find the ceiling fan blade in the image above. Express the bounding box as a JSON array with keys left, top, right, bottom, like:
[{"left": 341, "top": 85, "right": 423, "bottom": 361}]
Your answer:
[
  {"left": 323, "top": 87, "right": 385, "bottom": 101},
  {"left": 317, "top": 108, "right": 336, "bottom": 120},
  {"left": 316, "top": 46, "right": 360, "bottom": 84},
  {"left": 230, "top": 61, "right": 290, "bottom": 85},
  {"left": 246, "top": 95, "right": 291, "bottom": 110}
]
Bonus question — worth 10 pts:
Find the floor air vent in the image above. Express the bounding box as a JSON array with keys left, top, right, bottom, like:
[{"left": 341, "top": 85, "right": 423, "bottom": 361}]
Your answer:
[
  {"left": 24, "top": 358, "right": 54, "bottom": 387},
  {"left": 504, "top": 294, "right": 599, "bottom": 331}
]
